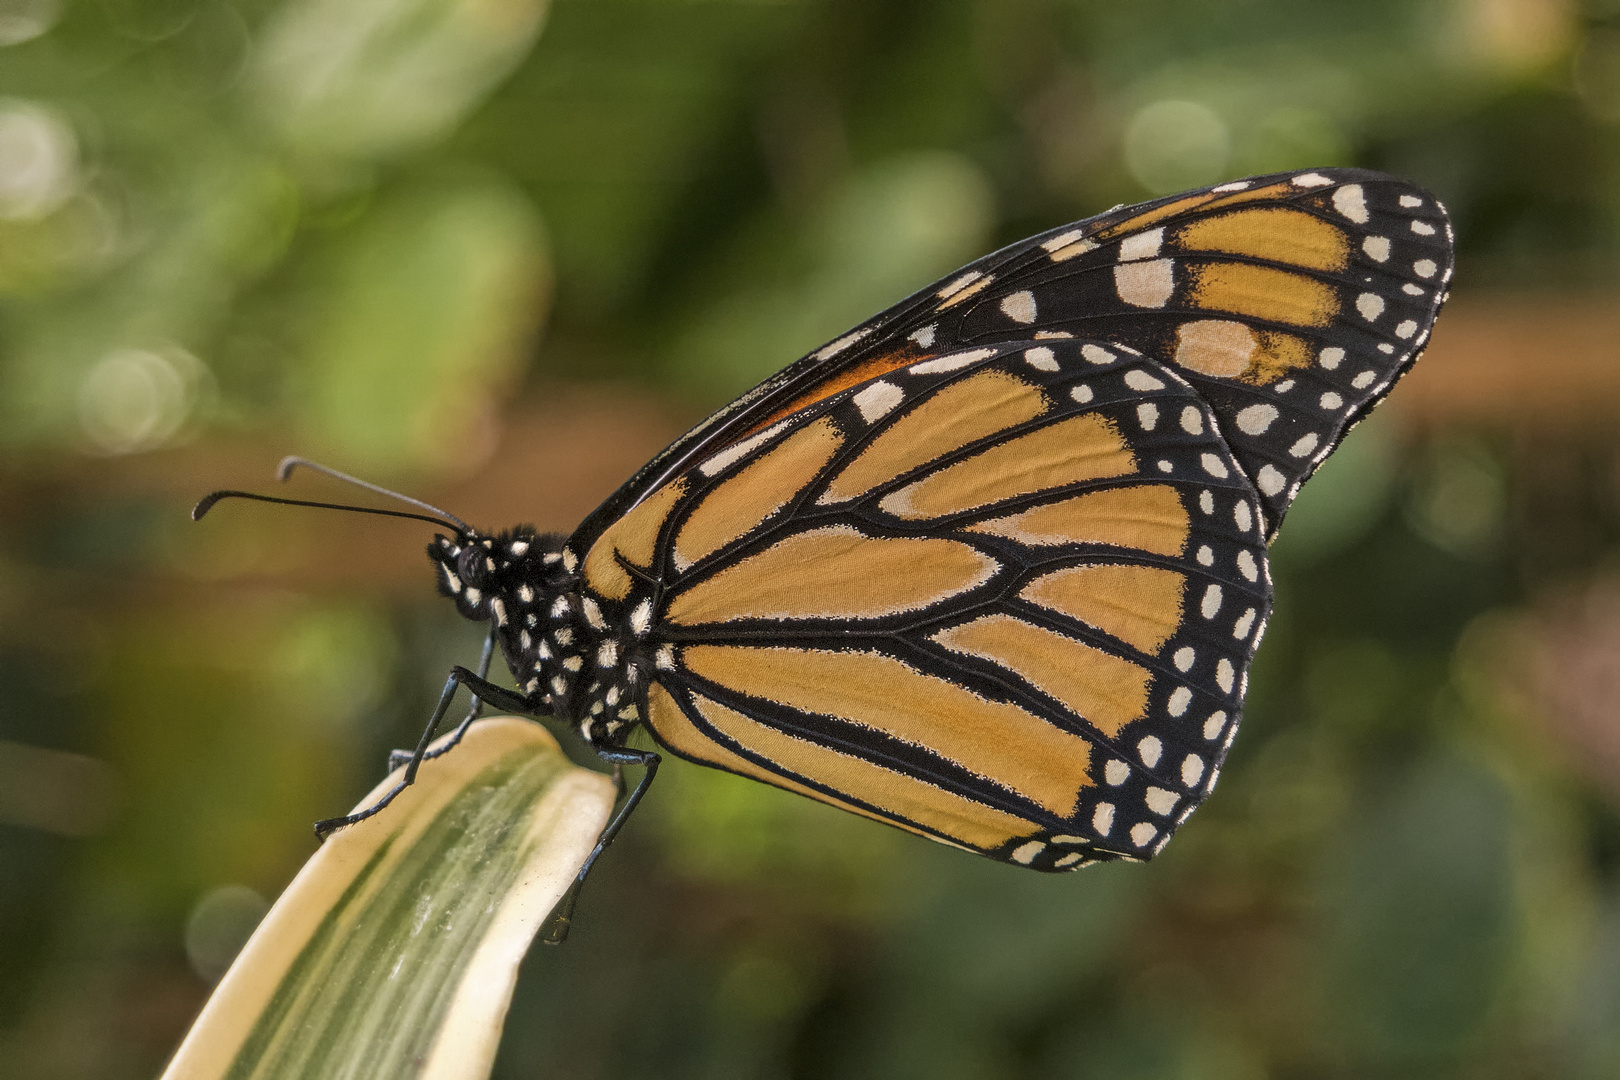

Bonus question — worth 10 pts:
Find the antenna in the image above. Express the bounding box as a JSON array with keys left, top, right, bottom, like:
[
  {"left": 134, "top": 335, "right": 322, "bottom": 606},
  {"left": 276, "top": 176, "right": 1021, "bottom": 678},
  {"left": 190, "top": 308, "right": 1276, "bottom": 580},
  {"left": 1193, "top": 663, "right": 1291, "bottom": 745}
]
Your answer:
[
  {"left": 277, "top": 456, "right": 474, "bottom": 535},
  {"left": 191, "top": 491, "right": 470, "bottom": 534}
]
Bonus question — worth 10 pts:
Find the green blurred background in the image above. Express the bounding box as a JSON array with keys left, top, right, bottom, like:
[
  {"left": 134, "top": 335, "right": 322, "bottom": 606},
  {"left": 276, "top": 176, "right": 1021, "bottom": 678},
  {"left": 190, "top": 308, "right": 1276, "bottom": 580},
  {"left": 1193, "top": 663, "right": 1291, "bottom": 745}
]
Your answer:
[{"left": 3, "top": 0, "right": 1620, "bottom": 1076}]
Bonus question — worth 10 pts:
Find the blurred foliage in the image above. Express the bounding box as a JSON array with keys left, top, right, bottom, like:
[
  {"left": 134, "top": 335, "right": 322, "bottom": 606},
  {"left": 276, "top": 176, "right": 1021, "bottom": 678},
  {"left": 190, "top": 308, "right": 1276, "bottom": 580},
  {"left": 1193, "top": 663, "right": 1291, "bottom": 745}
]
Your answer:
[{"left": 5, "top": 0, "right": 1620, "bottom": 1078}]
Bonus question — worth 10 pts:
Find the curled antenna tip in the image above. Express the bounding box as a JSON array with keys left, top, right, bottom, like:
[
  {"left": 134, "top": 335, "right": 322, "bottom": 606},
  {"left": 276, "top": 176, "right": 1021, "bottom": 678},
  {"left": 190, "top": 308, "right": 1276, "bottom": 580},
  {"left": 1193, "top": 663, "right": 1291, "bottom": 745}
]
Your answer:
[
  {"left": 191, "top": 491, "right": 229, "bottom": 521},
  {"left": 275, "top": 456, "right": 307, "bottom": 482}
]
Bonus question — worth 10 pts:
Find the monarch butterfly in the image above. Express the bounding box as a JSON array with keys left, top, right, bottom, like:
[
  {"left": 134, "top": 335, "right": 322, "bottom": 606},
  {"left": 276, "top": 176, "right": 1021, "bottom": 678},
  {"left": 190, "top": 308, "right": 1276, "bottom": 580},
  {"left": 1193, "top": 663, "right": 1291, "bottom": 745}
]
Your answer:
[{"left": 198, "top": 167, "right": 1453, "bottom": 935}]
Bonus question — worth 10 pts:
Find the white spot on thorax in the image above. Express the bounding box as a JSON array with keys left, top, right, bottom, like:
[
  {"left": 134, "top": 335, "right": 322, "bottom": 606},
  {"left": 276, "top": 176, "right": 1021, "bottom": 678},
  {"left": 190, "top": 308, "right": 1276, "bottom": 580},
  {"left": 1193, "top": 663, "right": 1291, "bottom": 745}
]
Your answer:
[{"left": 631, "top": 599, "right": 653, "bottom": 636}]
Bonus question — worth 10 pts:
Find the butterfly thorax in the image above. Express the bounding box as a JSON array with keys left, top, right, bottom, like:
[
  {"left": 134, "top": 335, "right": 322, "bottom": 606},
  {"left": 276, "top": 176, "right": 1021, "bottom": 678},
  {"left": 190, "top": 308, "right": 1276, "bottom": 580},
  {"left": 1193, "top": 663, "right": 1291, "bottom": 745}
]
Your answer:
[{"left": 428, "top": 529, "right": 653, "bottom": 747}]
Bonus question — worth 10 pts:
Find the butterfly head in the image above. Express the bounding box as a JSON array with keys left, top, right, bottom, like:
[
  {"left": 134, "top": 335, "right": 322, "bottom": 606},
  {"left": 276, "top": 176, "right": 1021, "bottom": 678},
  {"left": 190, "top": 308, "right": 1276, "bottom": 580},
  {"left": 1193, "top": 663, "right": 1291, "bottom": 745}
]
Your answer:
[{"left": 429, "top": 527, "right": 563, "bottom": 624}]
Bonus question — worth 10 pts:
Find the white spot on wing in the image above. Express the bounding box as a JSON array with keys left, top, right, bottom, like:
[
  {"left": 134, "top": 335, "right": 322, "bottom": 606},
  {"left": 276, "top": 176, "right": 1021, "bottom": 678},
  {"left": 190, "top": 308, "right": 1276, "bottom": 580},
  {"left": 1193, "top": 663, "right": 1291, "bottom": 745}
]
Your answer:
[
  {"left": 1292, "top": 172, "right": 1332, "bottom": 187},
  {"left": 1233, "top": 608, "right": 1256, "bottom": 639},
  {"left": 1145, "top": 788, "right": 1179, "bottom": 815},
  {"left": 1201, "top": 584, "right": 1222, "bottom": 619},
  {"left": 1290, "top": 432, "right": 1320, "bottom": 457},
  {"left": 1130, "top": 822, "right": 1158, "bottom": 847},
  {"left": 853, "top": 380, "right": 904, "bottom": 422},
  {"left": 1137, "top": 402, "right": 1159, "bottom": 431},
  {"left": 1363, "top": 235, "right": 1390, "bottom": 261},
  {"left": 1023, "top": 346, "right": 1058, "bottom": 371},
  {"left": 1320, "top": 391, "right": 1343, "bottom": 410},
  {"left": 1105, "top": 760, "right": 1129, "bottom": 785},
  {"left": 1414, "top": 258, "right": 1437, "bottom": 278},
  {"left": 1201, "top": 453, "right": 1229, "bottom": 478},
  {"left": 1215, "top": 658, "right": 1235, "bottom": 694},
  {"left": 1203, "top": 711, "right": 1227, "bottom": 739},
  {"left": 1332, "top": 184, "right": 1369, "bottom": 223},
  {"left": 1124, "top": 369, "right": 1165, "bottom": 391},
  {"left": 699, "top": 419, "right": 791, "bottom": 476},
  {"left": 1168, "top": 686, "right": 1192, "bottom": 716},
  {"left": 1411, "top": 220, "right": 1436, "bottom": 236},
  {"left": 1117, "top": 227, "right": 1165, "bottom": 261},
  {"left": 814, "top": 327, "right": 874, "bottom": 361},
  {"left": 1237, "top": 550, "right": 1259, "bottom": 582},
  {"left": 1257, "top": 464, "right": 1285, "bottom": 496},
  {"left": 1235, "top": 500, "right": 1252, "bottom": 532},
  {"left": 1236, "top": 403, "right": 1278, "bottom": 434},
  {"left": 1180, "top": 406, "right": 1203, "bottom": 435},
  {"left": 1093, "top": 802, "right": 1115, "bottom": 835},
  {"left": 1114, "top": 259, "right": 1175, "bottom": 307},
  {"left": 909, "top": 324, "right": 937, "bottom": 348},
  {"left": 1395, "top": 319, "right": 1418, "bottom": 339},
  {"left": 1081, "top": 344, "right": 1115, "bottom": 366},
  {"left": 909, "top": 348, "right": 996, "bottom": 375},
  {"left": 1357, "top": 293, "right": 1384, "bottom": 320},
  {"left": 1071, "top": 384, "right": 1094, "bottom": 404},
  {"left": 1173, "top": 646, "right": 1195, "bottom": 672},
  {"left": 938, "top": 270, "right": 985, "bottom": 300},
  {"left": 1000, "top": 290, "right": 1037, "bottom": 324},
  {"left": 1181, "top": 755, "right": 1205, "bottom": 787},
  {"left": 1138, "top": 735, "right": 1162, "bottom": 767},
  {"left": 1400, "top": 194, "right": 1423, "bottom": 208},
  {"left": 1010, "top": 840, "right": 1044, "bottom": 865}
]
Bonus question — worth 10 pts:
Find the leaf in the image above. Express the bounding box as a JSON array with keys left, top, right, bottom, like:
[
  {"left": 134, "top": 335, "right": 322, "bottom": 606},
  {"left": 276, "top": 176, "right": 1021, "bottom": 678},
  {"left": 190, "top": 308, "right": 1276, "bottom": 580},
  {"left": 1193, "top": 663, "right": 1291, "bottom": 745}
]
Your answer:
[{"left": 160, "top": 716, "right": 616, "bottom": 1080}]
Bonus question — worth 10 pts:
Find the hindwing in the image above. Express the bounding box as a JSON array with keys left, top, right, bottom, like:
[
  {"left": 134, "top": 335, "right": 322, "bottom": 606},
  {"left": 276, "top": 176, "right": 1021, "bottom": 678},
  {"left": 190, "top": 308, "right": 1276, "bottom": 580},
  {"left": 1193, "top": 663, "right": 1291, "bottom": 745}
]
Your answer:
[{"left": 572, "top": 339, "right": 1272, "bottom": 868}]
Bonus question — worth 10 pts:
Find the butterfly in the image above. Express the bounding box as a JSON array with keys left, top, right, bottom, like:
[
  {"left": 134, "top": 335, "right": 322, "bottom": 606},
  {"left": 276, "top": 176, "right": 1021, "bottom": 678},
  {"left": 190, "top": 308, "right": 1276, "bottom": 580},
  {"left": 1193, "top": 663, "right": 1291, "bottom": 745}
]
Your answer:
[{"left": 198, "top": 167, "right": 1452, "bottom": 930}]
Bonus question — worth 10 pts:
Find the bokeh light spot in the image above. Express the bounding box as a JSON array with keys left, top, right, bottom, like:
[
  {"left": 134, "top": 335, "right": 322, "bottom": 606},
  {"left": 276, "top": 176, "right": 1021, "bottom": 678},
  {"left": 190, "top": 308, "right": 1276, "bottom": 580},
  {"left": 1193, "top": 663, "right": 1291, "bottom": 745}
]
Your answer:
[{"left": 1123, "top": 99, "right": 1230, "bottom": 194}]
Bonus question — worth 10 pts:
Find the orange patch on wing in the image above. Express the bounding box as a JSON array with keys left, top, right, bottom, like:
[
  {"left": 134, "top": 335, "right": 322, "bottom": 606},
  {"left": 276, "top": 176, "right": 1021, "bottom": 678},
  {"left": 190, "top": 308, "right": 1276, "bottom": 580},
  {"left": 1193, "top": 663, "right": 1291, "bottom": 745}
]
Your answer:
[
  {"left": 674, "top": 417, "right": 842, "bottom": 570},
  {"left": 681, "top": 645, "right": 1094, "bottom": 816},
  {"left": 643, "top": 683, "right": 952, "bottom": 845},
  {"left": 933, "top": 614, "right": 1153, "bottom": 737},
  {"left": 676, "top": 689, "right": 1036, "bottom": 852},
  {"left": 1174, "top": 208, "right": 1350, "bottom": 272},
  {"left": 879, "top": 414, "right": 1136, "bottom": 520},
  {"left": 1173, "top": 319, "right": 1313, "bottom": 384},
  {"left": 966, "top": 485, "right": 1189, "bottom": 556},
  {"left": 1018, "top": 564, "right": 1187, "bottom": 654},
  {"left": 823, "top": 370, "right": 1050, "bottom": 503},
  {"left": 582, "top": 479, "right": 686, "bottom": 601},
  {"left": 1187, "top": 262, "right": 1339, "bottom": 328},
  {"left": 667, "top": 526, "right": 997, "bottom": 625}
]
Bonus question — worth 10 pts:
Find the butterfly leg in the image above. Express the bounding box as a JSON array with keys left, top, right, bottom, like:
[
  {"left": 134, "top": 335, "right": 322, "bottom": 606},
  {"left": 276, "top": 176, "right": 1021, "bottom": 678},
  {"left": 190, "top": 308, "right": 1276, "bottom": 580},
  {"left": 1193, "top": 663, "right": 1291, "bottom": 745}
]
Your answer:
[
  {"left": 314, "top": 663, "right": 537, "bottom": 840},
  {"left": 386, "top": 627, "right": 497, "bottom": 771},
  {"left": 541, "top": 746, "right": 661, "bottom": 945}
]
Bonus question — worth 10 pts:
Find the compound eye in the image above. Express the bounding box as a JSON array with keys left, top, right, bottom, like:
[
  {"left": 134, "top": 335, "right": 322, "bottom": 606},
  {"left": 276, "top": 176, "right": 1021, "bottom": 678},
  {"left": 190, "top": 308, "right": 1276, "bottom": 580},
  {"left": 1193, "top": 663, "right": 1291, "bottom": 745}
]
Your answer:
[{"left": 457, "top": 547, "right": 488, "bottom": 587}]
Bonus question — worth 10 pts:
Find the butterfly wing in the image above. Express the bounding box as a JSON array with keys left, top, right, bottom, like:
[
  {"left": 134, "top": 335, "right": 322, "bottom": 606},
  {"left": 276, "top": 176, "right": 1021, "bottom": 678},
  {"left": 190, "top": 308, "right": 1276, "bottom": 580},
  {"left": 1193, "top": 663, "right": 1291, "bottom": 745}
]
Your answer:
[
  {"left": 573, "top": 339, "right": 1271, "bottom": 868},
  {"left": 573, "top": 168, "right": 1452, "bottom": 549}
]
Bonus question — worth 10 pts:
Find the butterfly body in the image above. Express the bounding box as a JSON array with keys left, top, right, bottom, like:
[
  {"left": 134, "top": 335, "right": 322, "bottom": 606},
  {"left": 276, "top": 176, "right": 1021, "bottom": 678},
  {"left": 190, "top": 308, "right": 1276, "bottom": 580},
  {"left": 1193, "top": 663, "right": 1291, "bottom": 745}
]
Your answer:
[{"left": 420, "top": 167, "right": 1452, "bottom": 873}]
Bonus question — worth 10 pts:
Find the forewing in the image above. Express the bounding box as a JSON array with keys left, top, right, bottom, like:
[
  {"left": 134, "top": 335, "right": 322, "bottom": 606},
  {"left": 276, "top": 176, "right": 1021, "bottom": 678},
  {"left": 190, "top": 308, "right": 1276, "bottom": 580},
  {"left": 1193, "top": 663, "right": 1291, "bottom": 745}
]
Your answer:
[
  {"left": 590, "top": 339, "right": 1272, "bottom": 868},
  {"left": 572, "top": 169, "right": 1452, "bottom": 550}
]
